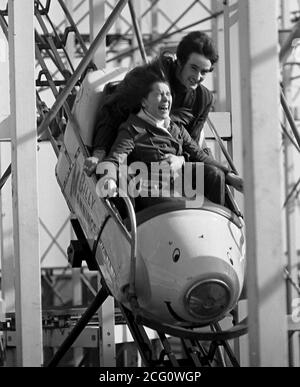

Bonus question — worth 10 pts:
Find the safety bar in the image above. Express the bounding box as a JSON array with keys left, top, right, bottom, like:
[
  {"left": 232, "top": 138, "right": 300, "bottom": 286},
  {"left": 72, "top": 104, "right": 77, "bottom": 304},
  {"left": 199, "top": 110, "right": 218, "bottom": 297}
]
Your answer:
[
  {"left": 206, "top": 117, "right": 243, "bottom": 218},
  {"left": 207, "top": 117, "right": 238, "bottom": 175}
]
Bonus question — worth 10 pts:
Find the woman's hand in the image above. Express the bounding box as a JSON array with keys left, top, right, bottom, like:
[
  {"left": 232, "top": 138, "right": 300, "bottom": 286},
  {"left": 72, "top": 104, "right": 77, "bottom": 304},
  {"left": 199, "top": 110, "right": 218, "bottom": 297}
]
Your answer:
[
  {"left": 84, "top": 156, "right": 99, "bottom": 176},
  {"left": 96, "top": 178, "right": 117, "bottom": 198},
  {"left": 162, "top": 154, "right": 185, "bottom": 177},
  {"left": 226, "top": 172, "right": 244, "bottom": 193}
]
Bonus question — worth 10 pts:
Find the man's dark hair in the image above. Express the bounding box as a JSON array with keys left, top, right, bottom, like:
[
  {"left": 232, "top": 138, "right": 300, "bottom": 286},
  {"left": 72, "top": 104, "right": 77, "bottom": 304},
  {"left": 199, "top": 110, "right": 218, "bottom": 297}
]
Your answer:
[{"left": 176, "top": 31, "right": 219, "bottom": 66}]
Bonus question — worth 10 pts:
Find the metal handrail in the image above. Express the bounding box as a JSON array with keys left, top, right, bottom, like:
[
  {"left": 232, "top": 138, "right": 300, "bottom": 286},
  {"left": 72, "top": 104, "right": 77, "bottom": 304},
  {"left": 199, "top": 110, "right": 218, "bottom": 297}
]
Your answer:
[
  {"left": 207, "top": 117, "right": 238, "bottom": 175},
  {"left": 206, "top": 117, "right": 243, "bottom": 218}
]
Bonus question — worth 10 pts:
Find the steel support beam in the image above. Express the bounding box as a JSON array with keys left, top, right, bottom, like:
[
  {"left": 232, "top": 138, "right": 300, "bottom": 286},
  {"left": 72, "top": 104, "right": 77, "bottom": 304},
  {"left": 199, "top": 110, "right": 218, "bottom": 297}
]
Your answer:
[
  {"left": 98, "top": 292, "right": 116, "bottom": 366},
  {"left": 130, "top": 0, "right": 143, "bottom": 65},
  {"left": 221, "top": 1, "right": 247, "bottom": 365},
  {"left": 38, "top": 0, "right": 129, "bottom": 138},
  {"left": 239, "top": 0, "right": 288, "bottom": 366},
  {"left": 129, "top": 0, "right": 148, "bottom": 64},
  {"left": 107, "top": 10, "right": 223, "bottom": 64},
  {"left": 89, "top": 0, "right": 106, "bottom": 68},
  {"left": 151, "top": 0, "right": 159, "bottom": 39},
  {"left": 211, "top": 0, "right": 226, "bottom": 112},
  {"left": 281, "top": 0, "right": 300, "bottom": 367},
  {"left": 223, "top": 0, "right": 244, "bottom": 209},
  {"left": 0, "top": 23, "right": 9, "bottom": 140},
  {"left": 0, "top": 4, "right": 14, "bottom": 335},
  {"left": 8, "top": 0, "right": 43, "bottom": 366}
]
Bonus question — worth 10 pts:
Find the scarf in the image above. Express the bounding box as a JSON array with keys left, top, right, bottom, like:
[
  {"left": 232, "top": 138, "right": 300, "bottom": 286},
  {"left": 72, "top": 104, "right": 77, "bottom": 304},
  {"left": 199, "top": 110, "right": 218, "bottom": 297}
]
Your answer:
[{"left": 137, "top": 108, "right": 171, "bottom": 134}]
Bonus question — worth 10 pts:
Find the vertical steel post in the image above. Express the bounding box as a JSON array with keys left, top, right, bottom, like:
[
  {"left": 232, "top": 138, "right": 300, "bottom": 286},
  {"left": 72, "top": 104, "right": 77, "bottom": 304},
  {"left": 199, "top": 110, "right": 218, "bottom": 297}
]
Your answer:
[
  {"left": 211, "top": 0, "right": 227, "bottom": 112},
  {"left": 89, "top": 0, "right": 106, "bottom": 68},
  {"left": 98, "top": 277, "right": 116, "bottom": 367},
  {"left": 281, "top": 0, "right": 300, "bottom": 367},
  {"left": 239, "top": 0, "right": 288, "bottom": 366},
  {"left": 8, "top": 0, "right": 43, "bottom": 366}
]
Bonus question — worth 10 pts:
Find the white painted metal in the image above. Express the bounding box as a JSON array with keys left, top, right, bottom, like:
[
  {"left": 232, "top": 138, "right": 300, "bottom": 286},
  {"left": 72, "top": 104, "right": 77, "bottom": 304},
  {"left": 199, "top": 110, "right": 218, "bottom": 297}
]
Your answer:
[
  {"left": 65, "top": 0, "right": 76, "bottom": 73},
  {"left": 239, "top": 0, "right": 288, "bottom": 366},
  {"left": 212, "top": 0, "right": 247, "bottom": 365},
  {"left": 0, "top": 116, "right": 10, "bottom": 141},
  {"left": 8, "top": 0, "right": 43, "bottom": 367},
  {"left": 281, "top": 0, "right": 300, "bottom": 367},
  {"left": 0, "top": 144, "right": 14, "bottom": 312},
  {"left": 0, "top": 26, "right": 9, "bottom": 134},
  {"left": 211, "top": 0, "right": 227, "bottom": 112},
  {"left": 224, "top": 0, "right": 244, "bottom": 210},
  {"left": 0, "top": 26, "right": 10, "bottom": 141},
  {"left": 38, "top": 142, "right": 72, "bottom": 269},
  {"left": 65, "top": 7, "right": 84, "bottom": 361},
  {"left": 129, "top": 208, "right": 245, "bottom": 325},
  {"left": 131, "top": 0, "right": 143, "bottom": 65},
  {"left": 98, "top": 277, "right": 116, "bottom": 367},
  {"left": 0, "top": 6, "right": 14, "bottom": 328},
  {"left": 89, "top": 0, "right": 106, "bottom": 68},
  {"left": 62, "top": 66, "right": 128, "bottom": 150},
  {"left": 151, "top": 0, "right": 159, "bottom": 39},
  {"left": 203, "top": 112, "right": 231, "bottom": 139}
]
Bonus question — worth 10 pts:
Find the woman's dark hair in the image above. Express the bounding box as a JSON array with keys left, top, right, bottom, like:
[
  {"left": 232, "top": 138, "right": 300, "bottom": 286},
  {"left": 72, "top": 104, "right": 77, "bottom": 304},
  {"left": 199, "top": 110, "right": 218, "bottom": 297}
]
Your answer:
[
  {"left": 107, "top": 62, "right": 169, "bottom": 115},
  {"left": 93, "top": 62, "right": 169, "bottom": 154},
  {"left": 176, "top": 31, "right": 219, "bottom": 66}
]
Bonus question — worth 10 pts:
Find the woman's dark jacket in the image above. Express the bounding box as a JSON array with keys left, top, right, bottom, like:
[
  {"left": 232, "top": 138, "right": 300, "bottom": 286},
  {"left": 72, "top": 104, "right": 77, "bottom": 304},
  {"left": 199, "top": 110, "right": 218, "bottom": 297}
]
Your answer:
[{"left": 101, "top": 114, "right": 229, "bottom": 180}]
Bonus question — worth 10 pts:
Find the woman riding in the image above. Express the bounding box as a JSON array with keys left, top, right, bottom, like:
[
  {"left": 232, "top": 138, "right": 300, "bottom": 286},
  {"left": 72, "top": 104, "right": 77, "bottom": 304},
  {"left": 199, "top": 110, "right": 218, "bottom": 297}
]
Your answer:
[{"left": 84, "top": 63, "right": 243, "bottom": 208}]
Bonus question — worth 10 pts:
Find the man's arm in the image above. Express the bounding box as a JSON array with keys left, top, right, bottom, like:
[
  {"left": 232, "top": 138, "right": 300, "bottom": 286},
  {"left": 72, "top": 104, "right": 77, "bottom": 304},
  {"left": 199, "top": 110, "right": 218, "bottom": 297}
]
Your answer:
[{"left": 181, "top": 126, "right": 229, "bottom": 174}]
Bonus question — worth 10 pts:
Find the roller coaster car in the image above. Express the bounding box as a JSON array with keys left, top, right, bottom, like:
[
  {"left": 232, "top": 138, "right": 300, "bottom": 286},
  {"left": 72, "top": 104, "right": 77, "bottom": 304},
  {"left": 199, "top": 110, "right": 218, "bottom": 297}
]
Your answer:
[{"left": 56, "top": 68, "right": 246, "bottom": 329}]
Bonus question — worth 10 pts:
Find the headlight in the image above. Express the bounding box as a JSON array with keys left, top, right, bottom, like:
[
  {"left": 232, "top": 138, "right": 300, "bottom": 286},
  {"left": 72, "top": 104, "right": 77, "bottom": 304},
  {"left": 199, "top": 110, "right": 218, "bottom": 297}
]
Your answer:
[{"left": 185, "top": 279, "right": 231, "bottom": 321}]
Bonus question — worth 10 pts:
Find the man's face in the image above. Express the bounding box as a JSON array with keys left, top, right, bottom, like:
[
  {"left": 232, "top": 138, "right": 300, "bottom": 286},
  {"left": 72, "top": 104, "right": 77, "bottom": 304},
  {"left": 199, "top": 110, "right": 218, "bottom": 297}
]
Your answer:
[{"left": 178, "top": 52, "right": 212, "bottom": 90}]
